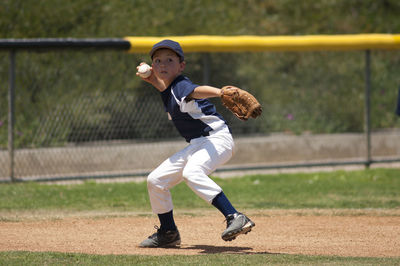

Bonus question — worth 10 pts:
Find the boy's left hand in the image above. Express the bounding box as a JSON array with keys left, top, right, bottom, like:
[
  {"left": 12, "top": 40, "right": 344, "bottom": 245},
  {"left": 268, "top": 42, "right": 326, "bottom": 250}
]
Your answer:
[{"left": 220, "top": 86, "right": 263, "bottom": 121}]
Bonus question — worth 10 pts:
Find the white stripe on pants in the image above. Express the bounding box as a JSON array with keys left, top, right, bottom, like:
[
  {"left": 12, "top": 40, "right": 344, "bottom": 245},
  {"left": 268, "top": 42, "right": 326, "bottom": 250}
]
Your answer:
[{"left": 147, "top": 126, "right": 234, "bottom": 214}]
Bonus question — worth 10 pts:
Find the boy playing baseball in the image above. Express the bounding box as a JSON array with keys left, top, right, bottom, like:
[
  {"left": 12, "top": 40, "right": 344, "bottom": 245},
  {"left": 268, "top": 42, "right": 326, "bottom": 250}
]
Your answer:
[{"left": 136, "top": 39, "right": 255, "bottom": 248}]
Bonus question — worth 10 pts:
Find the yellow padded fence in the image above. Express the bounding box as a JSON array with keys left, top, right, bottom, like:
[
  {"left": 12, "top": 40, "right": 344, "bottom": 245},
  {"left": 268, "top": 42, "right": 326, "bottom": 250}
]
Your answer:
[{"left": 124, "top": 34, "right": 400, "bottom": 53}]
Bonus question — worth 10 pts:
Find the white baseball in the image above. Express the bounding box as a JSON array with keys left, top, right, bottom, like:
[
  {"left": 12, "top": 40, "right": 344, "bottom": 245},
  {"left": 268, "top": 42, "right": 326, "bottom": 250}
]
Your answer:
[{"left": 138, "top": 63, "right": 152, "bottom": 78}]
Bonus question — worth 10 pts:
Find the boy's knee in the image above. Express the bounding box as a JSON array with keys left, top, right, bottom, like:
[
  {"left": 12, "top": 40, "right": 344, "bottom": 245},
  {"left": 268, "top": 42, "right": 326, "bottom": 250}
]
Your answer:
[{"left": 147, "top": 171, "right": 160, "bottom": 188}]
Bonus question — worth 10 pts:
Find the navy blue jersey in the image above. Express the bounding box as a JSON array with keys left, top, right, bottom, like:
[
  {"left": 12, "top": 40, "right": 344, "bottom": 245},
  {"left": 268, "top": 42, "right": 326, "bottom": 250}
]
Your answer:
[{"left": 160, "top": 75, "right": 228, "bottom": 142}]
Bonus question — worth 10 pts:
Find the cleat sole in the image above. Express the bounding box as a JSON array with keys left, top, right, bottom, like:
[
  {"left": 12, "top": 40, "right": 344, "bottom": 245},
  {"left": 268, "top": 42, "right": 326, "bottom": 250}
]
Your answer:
[{"left": 222, "top": 221, "right": 255, "bottom": 241}]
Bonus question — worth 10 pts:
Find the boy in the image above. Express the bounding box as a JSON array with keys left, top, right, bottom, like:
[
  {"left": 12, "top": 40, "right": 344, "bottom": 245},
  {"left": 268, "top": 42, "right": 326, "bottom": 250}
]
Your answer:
[{"left": 136, "top": 39, "right": 255, "bottom": 248}]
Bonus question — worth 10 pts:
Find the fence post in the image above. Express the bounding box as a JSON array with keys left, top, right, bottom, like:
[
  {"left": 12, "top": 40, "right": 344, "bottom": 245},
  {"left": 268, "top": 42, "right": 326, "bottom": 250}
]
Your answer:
[
  {"left": 8, "top": 51, "right": 16, "bottom": 182},
  {"left": 364, "top": 50, "right": 371, "bottom": 168},
  {"left": 202, "top": 53, "right": 210, "bottom": 85}
]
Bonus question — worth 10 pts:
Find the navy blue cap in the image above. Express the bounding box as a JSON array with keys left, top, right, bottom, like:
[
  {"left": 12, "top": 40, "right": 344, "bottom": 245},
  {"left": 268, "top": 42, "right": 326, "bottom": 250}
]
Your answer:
[{"left": 149, "top": 39, "right": 184, "bottom": 61}]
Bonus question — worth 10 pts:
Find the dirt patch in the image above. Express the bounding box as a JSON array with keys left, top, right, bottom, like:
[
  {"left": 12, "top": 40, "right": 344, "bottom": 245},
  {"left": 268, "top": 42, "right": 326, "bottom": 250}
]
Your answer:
[{"left": 0, "top": 210, "right": 399, "bottom": 257}]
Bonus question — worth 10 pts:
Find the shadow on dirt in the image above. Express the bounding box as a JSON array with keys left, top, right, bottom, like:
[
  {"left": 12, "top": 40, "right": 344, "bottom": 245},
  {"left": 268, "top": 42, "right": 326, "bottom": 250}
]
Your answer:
[{"left": 182, "top": 244, "right": 280, "bottom": 255}]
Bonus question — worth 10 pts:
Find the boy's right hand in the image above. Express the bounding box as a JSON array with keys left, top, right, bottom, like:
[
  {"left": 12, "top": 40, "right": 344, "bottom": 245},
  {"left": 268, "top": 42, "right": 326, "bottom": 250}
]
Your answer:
[
  {"left": 136, "top": 62, "right": 152, "bottom": 78},
  {"left": 136, "top": 62, "right": 167, "bottom": 92}
]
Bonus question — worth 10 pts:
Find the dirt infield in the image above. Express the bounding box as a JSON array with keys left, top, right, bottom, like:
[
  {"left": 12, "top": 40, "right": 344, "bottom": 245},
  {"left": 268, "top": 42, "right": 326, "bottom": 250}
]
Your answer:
[{"left": 1, "top": 209, "right": 399, "bottom": 257}]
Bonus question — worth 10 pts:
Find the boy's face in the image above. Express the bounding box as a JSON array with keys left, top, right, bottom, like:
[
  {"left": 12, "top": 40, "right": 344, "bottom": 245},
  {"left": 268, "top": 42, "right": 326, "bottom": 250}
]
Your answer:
[{"left": 152, "top": 48, "right": 185, "bottom": 83}]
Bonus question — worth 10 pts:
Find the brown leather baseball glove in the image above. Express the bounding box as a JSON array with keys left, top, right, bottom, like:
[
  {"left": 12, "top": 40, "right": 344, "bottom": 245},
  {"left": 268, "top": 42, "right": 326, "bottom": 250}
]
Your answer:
[{"left": 220, "top": 86, "right": 262, "bottom": 121}]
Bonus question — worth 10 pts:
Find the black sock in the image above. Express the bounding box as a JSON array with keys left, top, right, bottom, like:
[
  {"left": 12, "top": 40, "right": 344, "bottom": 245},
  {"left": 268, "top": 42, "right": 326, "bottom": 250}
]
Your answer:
[
  {"left": 212, "top": 191, "right": 237, "bottom": 217},
  {"left": 158, "top": 210, "right": 177, "bottom": 231}
]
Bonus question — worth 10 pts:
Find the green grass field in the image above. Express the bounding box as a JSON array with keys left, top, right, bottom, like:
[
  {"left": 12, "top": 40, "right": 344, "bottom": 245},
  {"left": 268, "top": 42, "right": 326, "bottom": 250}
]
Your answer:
[
  {"left": 1, "top": 168, "right": 399, "bottom": 265},
  {"left": 1, "top": 251, "right": 398, "bottom": 265}
]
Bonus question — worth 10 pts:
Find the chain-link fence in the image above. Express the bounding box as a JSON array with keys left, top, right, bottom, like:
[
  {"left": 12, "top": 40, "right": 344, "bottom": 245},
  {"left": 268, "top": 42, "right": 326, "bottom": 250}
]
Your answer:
[{"left": 1, "top": 47, "right": 400, "bottom": 182}]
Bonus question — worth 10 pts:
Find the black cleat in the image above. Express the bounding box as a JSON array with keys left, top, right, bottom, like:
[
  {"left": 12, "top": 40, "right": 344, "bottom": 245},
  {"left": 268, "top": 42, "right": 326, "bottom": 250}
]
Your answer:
[{"left": 139, "top": 226, "right": 181, "bottom": 248}]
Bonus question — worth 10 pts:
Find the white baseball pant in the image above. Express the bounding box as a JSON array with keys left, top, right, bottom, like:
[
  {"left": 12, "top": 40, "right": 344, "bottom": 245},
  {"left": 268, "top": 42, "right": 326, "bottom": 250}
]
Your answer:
[{"left": 147, "top": 126, "right": 234, "bottom": 214}]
